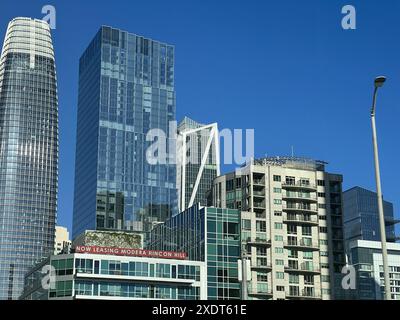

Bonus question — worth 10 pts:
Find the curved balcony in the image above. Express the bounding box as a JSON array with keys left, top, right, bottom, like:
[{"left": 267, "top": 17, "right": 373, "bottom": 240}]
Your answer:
[
  {"left": 284, "top": 239, "right": 319, "bottom": 251},
  {"left": 282, "top": 182, "right": 317, "bottom": 191},
  {"left": 282, "top": 205, "right": 318, "bottom": 215},
  {"left": 283, "top": 215, "right": 318, "bottom": 226},
  {"left": 248, "top": 289, "right": 273, "bottom": 298},
  {"left": 251, "top": 263, "right": 272, "bottom": 272},
  {"left": 252, "top": 190, "right": 265, "bottom": 199},
  {"left": 286, "top": 290, "right": 321, "bottom": 300},
  {"left": 247, "top": 238, "right": 272, "bottom": 247},
  {"left": 282, "top": 193, "right": 317, "bottom": 203},
  {"left": 284, "top": 263, "right": 321, "bottom": 274}
]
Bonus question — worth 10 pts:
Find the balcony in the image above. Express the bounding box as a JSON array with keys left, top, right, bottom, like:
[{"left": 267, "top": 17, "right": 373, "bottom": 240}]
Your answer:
[
  {"left": 284, "top": 239, "right": 319, "bottom": 251},
  {"left": 283, "top": 214, "right": 318, "bottom": 226},
  {"left": 286, "top": 290, "right": 321, "bottom": 300},
  {"left": 247, "top": 238, "right": 272, "bottom": 247},
  {"left": 252, "top": 178, "right": 265, "bottom": 186},
  {"left": 248, "top": 288, "right": 273, "bottom": 298},
  {"left": 251, "top": 263, "right": 272, "bottom": 272},
  {"left": 285, "top": 263, "right": 321, "bottom": 274},
  {"left": 253, "top": 199, "right": 265, "bottom": 208},
  {"left": 252, "top": 190, "right": 265, "bottom": 198},
  {"left": 282, "top": 181, "right": 317, "bottom": 191},
  {"left": 282, "top": 193, "right": 317, "bottom": 203},
  {"left": 282, "top": 204, "right": 318, "bottom": 215}
]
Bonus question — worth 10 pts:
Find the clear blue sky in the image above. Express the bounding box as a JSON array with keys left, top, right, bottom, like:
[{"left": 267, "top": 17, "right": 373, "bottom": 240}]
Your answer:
[{"left": 2, "top": 0, "right": 399, "bottom": 233}]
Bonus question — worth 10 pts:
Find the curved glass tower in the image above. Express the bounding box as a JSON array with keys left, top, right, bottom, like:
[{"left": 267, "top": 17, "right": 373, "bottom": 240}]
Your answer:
[{"left": 0, "top": 18, "right": 58, "bottom": 299}]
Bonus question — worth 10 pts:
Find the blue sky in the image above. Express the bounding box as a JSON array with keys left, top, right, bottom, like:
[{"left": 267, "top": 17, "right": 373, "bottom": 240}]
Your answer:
[{"left": 1, "top": 0, "right": 399, "bottom": 233}]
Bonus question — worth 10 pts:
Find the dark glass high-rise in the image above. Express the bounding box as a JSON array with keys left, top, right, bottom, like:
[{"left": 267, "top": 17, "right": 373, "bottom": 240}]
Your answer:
[{"left": 72, "top": 26, "right": 177, "bottom": 239}]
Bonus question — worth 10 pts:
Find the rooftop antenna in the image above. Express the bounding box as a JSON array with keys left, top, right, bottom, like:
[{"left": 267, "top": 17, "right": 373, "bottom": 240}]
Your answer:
[{"left": 291, "top": 145, "right": 294, "bottom": 158}]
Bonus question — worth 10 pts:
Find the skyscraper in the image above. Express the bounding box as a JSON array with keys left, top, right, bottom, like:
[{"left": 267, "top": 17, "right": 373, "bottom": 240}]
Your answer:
[
  {"left": 343, "top": 186, "right": 398, "bottom": 243},
  {"left": 0, "top": 17, "right": 58, "bottom": 299},
  {"left": 177, "top": 117, "right": 219, "bottom": 211},
  {"left": 73, "top": 26, "right": 177, "bottom": 239}
]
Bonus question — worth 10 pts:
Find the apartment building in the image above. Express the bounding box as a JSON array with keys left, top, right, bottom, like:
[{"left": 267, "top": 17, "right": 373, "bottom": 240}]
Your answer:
[{"left": 209, "top": 156, "right": 346, "bottom": 300}]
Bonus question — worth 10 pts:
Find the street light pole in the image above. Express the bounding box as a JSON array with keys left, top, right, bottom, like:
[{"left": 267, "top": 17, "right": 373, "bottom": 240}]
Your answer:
[
  {"left": 241, "top": 255, "right": 248, "bottom": 300},
  {"left": 370, "top": 76, "right": 391, "bottom": 300}
]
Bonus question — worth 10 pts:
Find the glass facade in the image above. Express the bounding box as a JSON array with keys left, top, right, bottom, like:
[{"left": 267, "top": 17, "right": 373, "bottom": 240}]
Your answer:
[
  {"left": 343, "top": 186, "right": 397, "bottom": 243},
  {"left": 177, "top": 117, "right": 219, "bottom": 211},
  {"left": 21, "top": 254, "right": 203, "bottom": 300},
  {"left": 0, "top": 18, "right": 58, "bottom": 300},
  {"left": 348, "top": 241, "right": 400, "bottom": 300},
  {"left": 73, "top": 26, "right": 177, "bottom": 239},
  {"left": 147, "top": 204, "right": 241, "bottom": 299}
]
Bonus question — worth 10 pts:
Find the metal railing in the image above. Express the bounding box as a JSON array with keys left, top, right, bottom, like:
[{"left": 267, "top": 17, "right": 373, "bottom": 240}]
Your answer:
[{"left": 282, "top": 181, "right": 317, "bottom": 189}]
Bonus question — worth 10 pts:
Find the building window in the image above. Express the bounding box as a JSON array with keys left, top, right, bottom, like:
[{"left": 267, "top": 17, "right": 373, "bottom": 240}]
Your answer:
[
  {"left": 318, "top": 192, "right": 326, "bottom": 198},
  {"left": 287, "top": 249, "right": 298, "bottom": 258},
  {"left": 273, "top": 175, "right": 281, "bottom": 182},
  {"left": 275, "top": 235, "right": 283, "bottom": 241},
  {"left": 226, "top": 180, "right": 234, "bottom": 191},
  {"left": 274, "top": 199, "right": 282, "bottom": 205},
  {"left": 275, "top": 247, "right": 284, "bottom": 254},
  {"left": 317, "top": 180, "right": 325, "bottom": 186},
  {"left": 275, "top": 259, "right": 284, "bottom": 266},
  {"left": 276, "top": 286, "right": 285, "bottom": 291},
  {"left": 242, "top": 219, "right": 251, "bottom": 230},
  {"left": 318, "top": 204, "right": 326, "bottom": 209},
  {"left": 276, "top": 272, "right": 285, "bottom": 279},
  {"left": 274, "top": 211, "right": 282, "bottom": 216},
  {"left": 256, "top": 220, "right": 267, "bottom": 232},
  {"left": 274, "top": 222, "right": 283, "bottom": 230},
  {"left": 319, "top": 227, "right": 328, "bottom": 233},
  {"left": 303, "top": 251, "right": 313, "bottom": 260},
  {"left": 273, "top": 187, "right": 281, "bottom": 193},
  {"left": 257, "top": 273, "right": 268, "bottom": 282},
  {"left": 302, "top": 226, "right": 312, "bottom": 236},
  {"left": 304, "top": 275, "right": 314, "bottom": 285},
  {"left": 287, "top": 224, "right": 297, "bottom": 234},
  {"left": 257, "top": 257, "right": 268, "bottom": 267},
  {"left": 289, "top": 274, "right": 299, "bottom": 284},
  {"left": 257, "top": 247, "right": 267, "bottom": 256}
]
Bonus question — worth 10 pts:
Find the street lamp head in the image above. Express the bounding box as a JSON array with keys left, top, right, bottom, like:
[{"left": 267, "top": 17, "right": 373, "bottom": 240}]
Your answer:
[{"left": 374, "top": 76, "right": 387, "bottom": 88}]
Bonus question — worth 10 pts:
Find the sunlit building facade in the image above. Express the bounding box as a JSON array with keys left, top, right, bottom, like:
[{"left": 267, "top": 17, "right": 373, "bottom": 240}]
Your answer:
[
  {"left": 73, "top": 26, "right": 177, "bottom": 239},
  {"left": 0, "top": 18, "right": 58, "bottom": 299},
  {"left": 209, "top": 157, "right": 346, "bottom": 300}
]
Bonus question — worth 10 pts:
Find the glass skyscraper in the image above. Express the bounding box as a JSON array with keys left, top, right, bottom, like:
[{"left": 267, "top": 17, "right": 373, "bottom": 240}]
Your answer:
[
  {"left": 343, "top": 186, "right": 398, "bottom": 243},
  {"left": 0, "top": 18, "right": 58, "bottom": 299},
  {"left": 177, "top": 117, "right": 219, "bottom": 212},
  {"left": 73, "top": 26, "right": 177, "bottom": 239}
]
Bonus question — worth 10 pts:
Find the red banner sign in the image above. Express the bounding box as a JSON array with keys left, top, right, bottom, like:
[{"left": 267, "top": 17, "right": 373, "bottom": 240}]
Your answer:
[{"left": 75, "top": 245, "right": 187, "bottom": 260}]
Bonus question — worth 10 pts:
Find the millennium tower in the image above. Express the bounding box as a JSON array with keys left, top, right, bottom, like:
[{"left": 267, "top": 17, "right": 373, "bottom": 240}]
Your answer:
[
  {"left": 73, "top": 26, "right": 177, "bottom": 239},
  {"left": 0, "top": 18, "right": 58, "bottom": 299}
]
